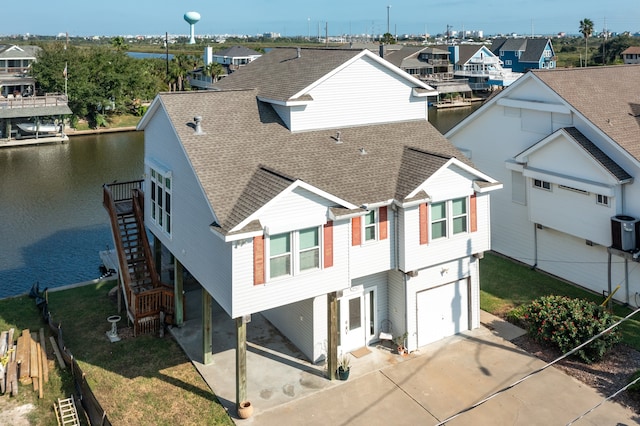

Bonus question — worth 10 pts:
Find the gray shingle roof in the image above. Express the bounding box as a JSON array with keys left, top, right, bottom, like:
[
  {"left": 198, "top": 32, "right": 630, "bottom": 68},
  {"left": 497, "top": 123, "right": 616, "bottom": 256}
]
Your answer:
[
  {"left": 213, "top": 45, "right": 261, "bottom": 57},
  {"left": 157, "top": 89, "right": 469, "bottom": 232},
  {"left": 212, "top": 47, "right": 364, "bottom": 102},
  {"left": 490, "top": 38, "right": 551, "bottom": 63},
  {"left": 0, "top": 45, "right": 40, "bottom": 59},
  {"left": 532, "top": 65, "right": 640, "bottom": 161}
]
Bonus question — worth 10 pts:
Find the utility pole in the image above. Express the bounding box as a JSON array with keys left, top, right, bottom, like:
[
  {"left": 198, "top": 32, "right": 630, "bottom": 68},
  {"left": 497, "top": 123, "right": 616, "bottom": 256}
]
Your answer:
[{"left": 387, "top": 5, "right": 391, "bottom": 34}]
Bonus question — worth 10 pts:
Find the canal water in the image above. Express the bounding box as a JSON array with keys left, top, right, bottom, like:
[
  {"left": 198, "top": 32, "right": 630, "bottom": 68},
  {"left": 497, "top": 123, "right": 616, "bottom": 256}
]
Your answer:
[
  {"left": 0, "top": 132, "right": 144, "bottom": 298},
  {"left": 0, "top": 106, "right": 478, "bottom": 298}
]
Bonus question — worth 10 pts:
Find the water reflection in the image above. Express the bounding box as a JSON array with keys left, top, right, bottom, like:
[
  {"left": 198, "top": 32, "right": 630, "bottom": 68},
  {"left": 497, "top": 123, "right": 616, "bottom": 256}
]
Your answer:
[{"left": 0, "top": 132, "right": 144, "bottom": 298}]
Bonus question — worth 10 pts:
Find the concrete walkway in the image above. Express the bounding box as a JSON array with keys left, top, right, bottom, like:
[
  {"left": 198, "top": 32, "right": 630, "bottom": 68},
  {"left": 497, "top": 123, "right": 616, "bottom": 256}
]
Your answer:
[{"left": 169, "top": 291, "right": 638, "bottom": 425}]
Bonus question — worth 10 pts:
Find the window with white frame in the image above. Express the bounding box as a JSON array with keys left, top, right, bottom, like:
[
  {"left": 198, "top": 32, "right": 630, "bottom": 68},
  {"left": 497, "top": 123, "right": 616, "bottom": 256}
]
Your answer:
[
  {"left": 269, "top": 227, "right": 320, "bottom": 279},
  {"left": 430, "top": 197, "right": 468, "bottom": 240},
  {"left": 505, "top": 59, "right": 512, "bottom": 66},
  {"left": 149, "top": 167, "right": 171, "bottom": 235},
  {"left": 596, "top": 194, "right": 610, "bottom": 207},
  {"left": 533, "top": 179, "right": 551, "bottom": 191},
  {"left": 364, "top": 210, "right": 377, "bottom": 242}
]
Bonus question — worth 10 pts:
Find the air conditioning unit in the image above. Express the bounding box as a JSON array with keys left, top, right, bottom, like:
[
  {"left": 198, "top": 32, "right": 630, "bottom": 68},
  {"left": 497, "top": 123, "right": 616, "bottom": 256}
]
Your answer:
[{"left": 611, "top": 215, "right": 639, "bottom": 251}]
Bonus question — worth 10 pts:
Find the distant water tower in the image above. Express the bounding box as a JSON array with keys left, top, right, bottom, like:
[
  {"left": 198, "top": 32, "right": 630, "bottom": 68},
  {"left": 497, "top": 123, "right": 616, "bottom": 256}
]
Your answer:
[{"left": 184, "top": 11, "right": 201, "bottom": 44}]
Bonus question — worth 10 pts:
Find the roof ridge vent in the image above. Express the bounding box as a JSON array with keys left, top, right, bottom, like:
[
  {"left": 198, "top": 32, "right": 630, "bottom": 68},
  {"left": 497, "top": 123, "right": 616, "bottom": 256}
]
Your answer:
[{"left": 194, "top": 116, "right": 205, "bottom": 135}]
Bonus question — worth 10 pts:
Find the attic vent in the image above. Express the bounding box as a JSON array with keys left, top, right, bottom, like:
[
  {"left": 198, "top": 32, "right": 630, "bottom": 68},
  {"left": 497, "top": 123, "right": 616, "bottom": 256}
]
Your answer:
[
  {"left": 334, "top": 131, "right": 342, "bottom": 144},
  {"left": 359, "top": 147, "right": 367, "bottom": 155},
  {"left": 194, "top": 116, "right": 205, "bottom": 135}
]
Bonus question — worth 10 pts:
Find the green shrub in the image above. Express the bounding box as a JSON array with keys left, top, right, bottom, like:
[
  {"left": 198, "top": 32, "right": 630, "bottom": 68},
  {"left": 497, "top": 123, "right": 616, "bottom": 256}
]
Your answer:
[{"left": 522, "top": 295, "right": 620, "bottom": 363}]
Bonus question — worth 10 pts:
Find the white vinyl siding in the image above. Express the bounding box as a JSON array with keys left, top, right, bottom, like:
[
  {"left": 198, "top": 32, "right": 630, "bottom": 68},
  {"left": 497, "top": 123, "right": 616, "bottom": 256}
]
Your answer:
[
  {"left": 144, "top": 109, "right": 233, "bottom": 314},
  {"left": 287, "top": 55, "right": 428, "bottom": 132}
]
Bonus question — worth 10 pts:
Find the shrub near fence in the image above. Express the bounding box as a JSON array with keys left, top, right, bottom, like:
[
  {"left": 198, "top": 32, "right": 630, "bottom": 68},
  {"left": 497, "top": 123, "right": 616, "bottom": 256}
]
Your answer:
[{"left": 39, "top": 290, "right": 112, "bottom": 426}]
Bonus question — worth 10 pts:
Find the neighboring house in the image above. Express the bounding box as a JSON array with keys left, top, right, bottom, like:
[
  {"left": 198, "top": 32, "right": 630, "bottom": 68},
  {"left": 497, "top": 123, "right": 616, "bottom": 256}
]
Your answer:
[
  {"left": 446, "top": 65, "right": 640, "bottom": 305},
  {"left": 189, "top": 45, "right": 261, "bottom": 89},
  {"left": 382, "top": 45, "right": 453, "bottom": 79},
  {"left": 0, "top": 44, "right": 40, "bottom": 97},
  {"left": 137, "top": 47, "right": 501, "bottom": 387},
  {"left": 444, "top": 44, "right": 522, "bottom": 91},
  {"left": 621, "top": 46, "right": 640, "bottom": 64},
  {"left": 490, "top": 38, "right": 556, "bottom": 72}
]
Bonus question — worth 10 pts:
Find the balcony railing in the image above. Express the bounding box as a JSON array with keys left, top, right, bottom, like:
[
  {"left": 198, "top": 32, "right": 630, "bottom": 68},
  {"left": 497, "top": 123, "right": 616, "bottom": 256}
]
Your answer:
[{"left": 0, "top": 93, "right": 68, "bottom": 109}]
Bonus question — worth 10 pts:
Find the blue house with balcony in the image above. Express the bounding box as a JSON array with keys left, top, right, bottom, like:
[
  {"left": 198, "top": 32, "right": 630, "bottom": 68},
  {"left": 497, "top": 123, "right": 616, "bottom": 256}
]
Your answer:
[{"left": 490, "top": 38, "right": 556, "bottom": 72}]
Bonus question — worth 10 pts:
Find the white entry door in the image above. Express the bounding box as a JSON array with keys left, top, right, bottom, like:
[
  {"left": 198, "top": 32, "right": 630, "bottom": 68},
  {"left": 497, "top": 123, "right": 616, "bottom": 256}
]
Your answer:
[
  {"left": 339, "top": 288, "right": 376, "bottom": 352},
  {"left": 417, "top": 279, "right": 469, "bottom": 347}
]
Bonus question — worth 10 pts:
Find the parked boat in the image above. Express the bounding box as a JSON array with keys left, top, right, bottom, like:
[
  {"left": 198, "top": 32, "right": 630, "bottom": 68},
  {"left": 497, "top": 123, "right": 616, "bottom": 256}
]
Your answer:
[{"left": 17, "top": 122, "right": 60, "bottom": 134}]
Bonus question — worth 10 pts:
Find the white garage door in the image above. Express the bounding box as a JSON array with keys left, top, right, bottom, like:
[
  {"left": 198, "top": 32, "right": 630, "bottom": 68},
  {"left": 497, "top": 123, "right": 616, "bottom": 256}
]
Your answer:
[{"left": 417, "top": 279, "right": 469, "bottom": 347}]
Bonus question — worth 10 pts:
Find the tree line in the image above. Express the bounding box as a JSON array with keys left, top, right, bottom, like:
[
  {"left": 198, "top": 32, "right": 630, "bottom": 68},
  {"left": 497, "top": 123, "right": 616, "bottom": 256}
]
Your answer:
[{"left": 30, "top": 41, "right": 222, "bottom": 128}]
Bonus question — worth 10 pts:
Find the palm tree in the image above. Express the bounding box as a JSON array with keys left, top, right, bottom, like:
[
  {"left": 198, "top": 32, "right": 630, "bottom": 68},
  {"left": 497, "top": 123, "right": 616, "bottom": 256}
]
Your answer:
[
  {"left": 204, "top": 62, "right": 224, "bottom": 84},
  {"left": 579, "top": 18, "right": 594, "bottom": 66}
]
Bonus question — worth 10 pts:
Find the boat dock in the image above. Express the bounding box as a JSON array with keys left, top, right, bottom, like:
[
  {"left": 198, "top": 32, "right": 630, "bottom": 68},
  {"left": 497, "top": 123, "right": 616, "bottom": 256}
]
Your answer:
[{"left": 0, "top": 93, "right": 72, "bottom": 148}]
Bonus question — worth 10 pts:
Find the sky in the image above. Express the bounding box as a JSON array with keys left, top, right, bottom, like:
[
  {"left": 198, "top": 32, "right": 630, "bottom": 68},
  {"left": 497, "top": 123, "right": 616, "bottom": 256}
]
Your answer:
[{"left": 3, "top": 1, "right": 640, "bottom": 38}]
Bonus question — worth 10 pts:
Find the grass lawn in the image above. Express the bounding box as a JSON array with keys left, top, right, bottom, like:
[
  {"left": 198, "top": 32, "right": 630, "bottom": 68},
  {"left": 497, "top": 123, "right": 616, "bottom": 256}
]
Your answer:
[
  {"left": 0, "top": 281, "right": 232, "bottom": 426},
  {"left": 480, "top": 252, "right": 640, "bottom": 350}
]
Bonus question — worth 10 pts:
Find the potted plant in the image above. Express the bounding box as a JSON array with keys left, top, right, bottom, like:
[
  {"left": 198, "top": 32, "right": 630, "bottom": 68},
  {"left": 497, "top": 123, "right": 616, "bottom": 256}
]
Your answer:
[
  {"left": 395, "top": 332, "right": 408, "bottom": 356},
  {"left": 337, "top": 353, "right": 351, "bottom": 380}
]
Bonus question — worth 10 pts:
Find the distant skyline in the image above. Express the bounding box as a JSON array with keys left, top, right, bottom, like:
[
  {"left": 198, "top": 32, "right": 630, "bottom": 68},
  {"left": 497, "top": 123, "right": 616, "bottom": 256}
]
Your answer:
[{"left": 4, "top": 1, "right": 640, "bottom": 38}]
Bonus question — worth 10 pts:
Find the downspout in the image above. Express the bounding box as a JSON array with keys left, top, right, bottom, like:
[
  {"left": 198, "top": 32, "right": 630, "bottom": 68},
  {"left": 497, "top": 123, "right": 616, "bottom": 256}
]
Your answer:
[
  {"left": 391, "top": 204, "right": 399, "bottom": 270},
  {"left": 532, "top": 223, "right": 538, "bottom": 270}
]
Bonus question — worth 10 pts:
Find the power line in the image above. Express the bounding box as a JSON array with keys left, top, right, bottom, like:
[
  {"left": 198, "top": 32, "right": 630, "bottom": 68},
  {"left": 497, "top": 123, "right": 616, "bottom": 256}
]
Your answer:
[
  {"left": 435, "top": 305, "right": 640, "bottom": 425},
  {"left": 566, "top": 374, "right": 640, "bottom": 425}
]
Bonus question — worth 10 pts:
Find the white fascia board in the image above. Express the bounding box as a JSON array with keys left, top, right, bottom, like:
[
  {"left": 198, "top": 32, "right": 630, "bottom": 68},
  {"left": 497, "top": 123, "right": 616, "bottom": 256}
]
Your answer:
[
  {"left": 136, "top": 95, "right": 163, "bottom": 130},
  {"left": 394, "top": 197, "right": 430, "bottom": 208},
  {"left": 144, "top": 157, "right": 172, "bottom": 176},
  {"left": 209, "top": 226, "right": 264, "bottom": 242},
  {"left": 496, "top": 97, "right": 570, "bottom": 114},
  {"left": 229, "top": 179, "right": 358, "bottom": 233},
  {"left": 361, "top": 199, "right": 394, "bottom": 210},
  {"left": 406, "top": 157, "right": 499, "bottom": 199},
  {"left": 412, "top": 88, "right": 439, "bottom": 97},
  {"left": 523, "top": 166, "right": 616, "bottom": 195},
  {"left": 473, "top": 181, "right": 503, "bottom": 193},
  {"left": 257, "top": 96, "right": 312, "bottom": 107},
  {"left": 505, "top": 159, "right": 524, "bottom": 172}
]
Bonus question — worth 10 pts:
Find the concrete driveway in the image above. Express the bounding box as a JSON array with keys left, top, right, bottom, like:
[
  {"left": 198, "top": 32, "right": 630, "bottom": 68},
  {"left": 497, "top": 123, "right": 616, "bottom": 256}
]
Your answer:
[
  {"left": 170, "top": 289, "right": 638, "bottom": 426},
  {"left": 247, "top": 326, "right": 638, "bottom": 426}
]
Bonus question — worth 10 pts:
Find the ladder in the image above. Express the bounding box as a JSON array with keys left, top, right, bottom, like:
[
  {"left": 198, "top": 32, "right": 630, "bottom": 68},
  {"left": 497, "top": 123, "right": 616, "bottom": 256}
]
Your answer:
[{"left": 55, "top": 396, "right": 80, "bottom": 426}]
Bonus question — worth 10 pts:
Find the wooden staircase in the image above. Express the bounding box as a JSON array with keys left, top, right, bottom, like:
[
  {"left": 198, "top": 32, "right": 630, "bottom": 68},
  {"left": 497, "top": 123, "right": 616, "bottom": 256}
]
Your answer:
[{"left": 103, "top": 181, "right": 174, "bottom": 336}]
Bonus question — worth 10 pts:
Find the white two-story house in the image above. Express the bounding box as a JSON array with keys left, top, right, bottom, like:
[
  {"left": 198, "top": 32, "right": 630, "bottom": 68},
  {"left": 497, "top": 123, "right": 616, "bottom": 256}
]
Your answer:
[
  {"left": 447, "top": 65, "right": 640, "bottom": 305},
  {"left": 137, "top": 47, "right": 501, "bottom": 399}
]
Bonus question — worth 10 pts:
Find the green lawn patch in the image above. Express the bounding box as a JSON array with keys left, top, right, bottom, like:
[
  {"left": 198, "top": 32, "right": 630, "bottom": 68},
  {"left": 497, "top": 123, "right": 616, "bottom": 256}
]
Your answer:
[
  {"left": 480, "top": 252, "right": 640, "bottom": 352},
  {"left": 1, "top": 281, "right": 232, "bottom": 426}
]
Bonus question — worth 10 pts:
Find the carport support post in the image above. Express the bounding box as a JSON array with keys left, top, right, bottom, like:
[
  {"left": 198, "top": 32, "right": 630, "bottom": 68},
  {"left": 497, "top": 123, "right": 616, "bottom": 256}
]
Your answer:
[
  {"left": 202, "top": 288, "right": 212, "bottom": 365},
  {"left": 174, "top": 259, "right": 184, "bottom": 326},
  {"left": 236, "top": 316, "right": 247, "bottom": 407},
  {"left": 327, "top": 291, "right": 338, "bottom": 380}
]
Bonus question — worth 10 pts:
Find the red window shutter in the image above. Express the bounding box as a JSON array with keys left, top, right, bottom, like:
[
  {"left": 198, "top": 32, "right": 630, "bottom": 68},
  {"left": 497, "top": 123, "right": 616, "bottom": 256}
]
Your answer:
[
  {"left": 352, "top": 216, "right": 361, "bottom": 246},
  {"left": 419, "top": 203, "right": 429, "bottom": 245},
  {"left": 470, "top": 193, "right": 478, "bottom": 233},
  {"left": 324, "top": 221, "right": 334, "bottom": 268},
  {"left": 253, "top": 236, "right": 265, "bottom": 285},
  {"left": 379, "top": 206, "right": 388, "bottom": 240}
]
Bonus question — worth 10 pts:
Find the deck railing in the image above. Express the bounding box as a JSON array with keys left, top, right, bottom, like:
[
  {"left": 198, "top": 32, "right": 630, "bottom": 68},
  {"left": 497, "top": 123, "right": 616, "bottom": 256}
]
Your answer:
[
  {"left": 0, "top": 93, "right": 68, "bottom": 109},
  {"left": 104, "top": 180, "right": 144, "bottom": 203}
]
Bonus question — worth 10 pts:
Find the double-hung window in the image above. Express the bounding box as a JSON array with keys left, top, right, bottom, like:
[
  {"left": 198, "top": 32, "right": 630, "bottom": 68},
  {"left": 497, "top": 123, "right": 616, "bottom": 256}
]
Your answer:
[
  {"left": 269, "top": 227, "right": 320, "bottom": 279},
  {"left": 430, "top": 197, "right": 468, "bottom": 240},
  {"left": 364, "top": 210, "right": 376, "bottom": 242},
  {"left": 149, "top": 167, "right": 171, "bottom": 235}
]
